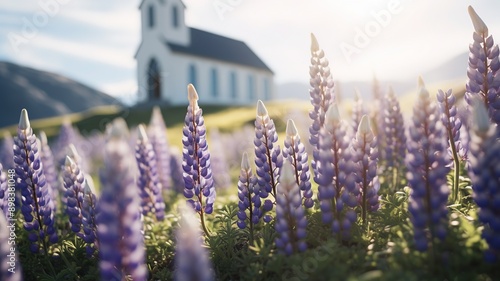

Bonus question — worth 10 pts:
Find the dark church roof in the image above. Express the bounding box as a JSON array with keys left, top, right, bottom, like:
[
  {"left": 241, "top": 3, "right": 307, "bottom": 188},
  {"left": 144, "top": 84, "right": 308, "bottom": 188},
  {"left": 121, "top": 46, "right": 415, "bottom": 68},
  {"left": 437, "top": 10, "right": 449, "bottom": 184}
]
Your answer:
[{"left": 166, "top": 28, "right": 273, "bottom": 73}]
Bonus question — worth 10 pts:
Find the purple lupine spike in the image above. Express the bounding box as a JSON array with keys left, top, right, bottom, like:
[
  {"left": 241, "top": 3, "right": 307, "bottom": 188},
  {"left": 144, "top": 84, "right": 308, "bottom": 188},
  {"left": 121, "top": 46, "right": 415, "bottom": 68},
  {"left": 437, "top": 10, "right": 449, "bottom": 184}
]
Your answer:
[
  {"left": 53, "top": 120, "right": 81, "bottom": 164},
  {"left": 437, "top": 89, "right": 464, "bottom": 202},
  {"left": 209, "top": 129, "right": 232, "bottom": 189},
  {"left": 275, "top": 161, "right": 308, "bottom": 256},
  {"left": 468, "top": 99, "right": 500, "bottom": 262},
  {"left": 236, "top": 153, "right": 261, "bottom": 234},
  {"left": 406, "top": 78, "right": 450, "bottom": 252},
  {"left": 0, "top": 213, "right": 22, "bottom": 281},
  {"left": 97, "top": 121, "right": 147, "bottom": 281},
  {"left": 0, "top": 163, "right": 10, "bottom": 216},
  {"left": 466, "top": 6, "right": 500, "bottom": 125},
  {"left": 182, "top": 84, "right": 216, "bottom": 229},
  {"left": 351, "top": 115, "right": 379, "bottom": 225},
  {"left": 0, "top": 132, "right": 15, "bottom": 170},
  {"left": 62, "top": 156, "right": 84, "bottom": 234},
  {"left": 283, "top": 119, "right": 313, "bottom": 209},
  {"left": 175, "top": 205, "right": 214, "bottom": 281},
  {"left": 351, "top": 89, "right": 368, "bottom": 135},
  {"left": 148, "top": 106, "right": 172, "bottom": 192},
  {"left": 254, "top": 100, "right": 283, "bottom": 222},
  {"left": 309, "top": 33, "right": 334, "bottom": 175},
  {"left": 39, "top": 131, "right": 59, "bottom": 211},
  {"left": 81, "top": 176, "right": 99, "bottom": 257},
  {"left": 13, "top": 109, "right": 58, "bottom": 253},
  {"left": 136, "top": 124, "right": 165, "bottom": 221},
  {"left": 316, "top": 104, "right": 357, "bottom": 238},
  {"left": 383, "top": 87, "right": 406, "bottom": 169}
]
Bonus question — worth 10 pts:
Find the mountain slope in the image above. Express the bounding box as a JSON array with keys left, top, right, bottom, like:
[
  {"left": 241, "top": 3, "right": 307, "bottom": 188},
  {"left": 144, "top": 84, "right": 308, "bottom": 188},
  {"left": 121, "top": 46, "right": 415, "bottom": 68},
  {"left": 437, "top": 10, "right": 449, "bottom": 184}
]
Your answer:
[{"left": 0, "top": 61, "right": 121, "bottom": 128}]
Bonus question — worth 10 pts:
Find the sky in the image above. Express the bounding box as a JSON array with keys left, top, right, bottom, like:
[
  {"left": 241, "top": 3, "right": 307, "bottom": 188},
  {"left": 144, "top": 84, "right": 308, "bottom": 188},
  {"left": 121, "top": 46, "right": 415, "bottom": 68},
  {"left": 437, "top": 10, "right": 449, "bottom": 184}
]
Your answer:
[{"left": 1, "top": 0, "right": 499, "bottom": 103}]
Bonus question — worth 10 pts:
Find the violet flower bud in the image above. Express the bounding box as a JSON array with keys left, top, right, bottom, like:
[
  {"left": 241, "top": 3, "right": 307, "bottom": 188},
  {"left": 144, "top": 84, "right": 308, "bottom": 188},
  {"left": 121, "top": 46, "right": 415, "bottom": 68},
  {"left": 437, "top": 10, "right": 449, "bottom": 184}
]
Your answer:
[
  {"left": 175, "top": 205, "right": 214, "bottom": 281},
  {"left": 97, "top": 120, "right": 147, "bottom": 281},
  {"left": 406, "top": 79, "right": 450, "bottom": 252},
  {"left": 254, "top": 100, "right": 283, "bottom": 215},
  {"left": 309, "top": 33, "right": 335, "bottom": 175},
  {"left": 283, "top": 119, "right": 313, "bottom": 209},
  {"left": 13, "top": 109, "right": 58, "bottom": 253},
  {"left": 136, "top": 124, "right": 165, "bottom": 221},
  {"left": 182, "top": 84, "right": 216, "bottom": 215},
  {"left": 148, "top": 106, "right": 173, "bottom": 192},
  {"left": 275, "top": 162, "right": 308, "bottom": 255}
]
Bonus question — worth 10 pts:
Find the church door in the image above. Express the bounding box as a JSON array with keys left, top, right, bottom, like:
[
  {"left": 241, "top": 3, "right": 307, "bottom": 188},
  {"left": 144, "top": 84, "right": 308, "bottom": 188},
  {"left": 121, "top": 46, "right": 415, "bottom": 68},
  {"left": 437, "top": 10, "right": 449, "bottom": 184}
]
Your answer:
[{"left": 147, "top": 59, "right": 161, "bottom": 100}]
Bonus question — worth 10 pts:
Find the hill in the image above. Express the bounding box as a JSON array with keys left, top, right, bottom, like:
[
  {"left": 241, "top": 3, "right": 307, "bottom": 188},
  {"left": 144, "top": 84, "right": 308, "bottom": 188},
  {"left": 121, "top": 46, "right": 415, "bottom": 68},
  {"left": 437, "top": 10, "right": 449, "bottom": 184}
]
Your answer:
[{"left": 0, "top": 61, "right": 122, "bottom": 128}]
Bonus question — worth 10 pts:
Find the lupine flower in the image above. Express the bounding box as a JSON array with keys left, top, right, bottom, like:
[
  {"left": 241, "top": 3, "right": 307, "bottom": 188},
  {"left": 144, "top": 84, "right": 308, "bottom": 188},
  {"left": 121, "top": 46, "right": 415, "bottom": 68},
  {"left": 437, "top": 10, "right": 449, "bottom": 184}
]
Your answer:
[
  {"left": 351, "top": 115, "right": 379, "bottom": 225},
  {"left": 0, "top": 163, "right": 10, "bottom": 216},
  {"left": 383, "top": 87, "right": 406, "bottom": 170},
  {"left": 0, "top": 213, "right": 22, "bottom": 281},
  {"left": 283, "top": 119, "right": 313, "bottom": 209},
  {"left": 175, "top": 205, "right": 214, "bottom": 281},
  {"left": 81, "top": 176, "right": 99, "bottom": 257},
  {"left": 254, "top": 100, "right": 283, "bottom": 222},
  {"left": 406, "top": 78, "right": 450, "bottom": 252},
  {"left": 39, "top": 131, "right": 59, "bottom": 210},
  {"left": 0, "top": 132, "right": 15, "bottom": 170},
  {"left": 351, "top": 90, "right": 368, "bottom": 135},
  {"left": 275, "top": 161, "right": 308, "bottom": 256},
  {"left": 148, "top": 106, "right": 172, "bottom": 192},
  {"left": 136, "top": 124, "right": 165, "bottom": 221},
  {"left": 437, "top": 89, "right": 464, "bottom": 202},
  {"left": 182, "top": 84, "right": 216, "bottom": 235},
  {"left": 13, "top": 109, "right": 58, "bottom": 253},
  {"left": 316, "top": 104, "right": 358, "bottom": 238},
  {"left": 62, "top": 156, "right": 84, "bottom": 234},
  {"left": 466, "top": 6, "right": 500, "bottom": 125},
  {"left": 209, "top": 129, "right": 232, "bottom": 189},
  {"left": 468, "top": 100, "right": 500, "bottom": 262},
  {"left": 309, "top": 33, "right": 334, "bottom": 173},
  {"left": 97, "top": 121, "right": 147, "bottom": 281},
  {"left": 236, "top": 152, "right": 260, "bottom": 235},
  {"left": 53, "top": 120, "right": 84, "bottom": 166}
]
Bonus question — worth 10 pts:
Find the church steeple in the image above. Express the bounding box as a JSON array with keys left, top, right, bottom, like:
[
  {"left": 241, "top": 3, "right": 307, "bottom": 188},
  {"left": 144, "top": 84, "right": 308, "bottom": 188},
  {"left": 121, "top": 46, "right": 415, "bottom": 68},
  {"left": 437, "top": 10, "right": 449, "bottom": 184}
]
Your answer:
[{"left": 139, "top": 0, "right": 190, "bottom": 46}]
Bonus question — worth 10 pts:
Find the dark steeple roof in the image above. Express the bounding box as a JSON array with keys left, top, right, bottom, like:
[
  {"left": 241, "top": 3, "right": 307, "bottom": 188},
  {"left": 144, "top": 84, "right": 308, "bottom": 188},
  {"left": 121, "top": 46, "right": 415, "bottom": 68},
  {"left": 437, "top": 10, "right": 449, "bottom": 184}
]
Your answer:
[{"left": 166, "top": 28, "right": 273, "bottom": 73}]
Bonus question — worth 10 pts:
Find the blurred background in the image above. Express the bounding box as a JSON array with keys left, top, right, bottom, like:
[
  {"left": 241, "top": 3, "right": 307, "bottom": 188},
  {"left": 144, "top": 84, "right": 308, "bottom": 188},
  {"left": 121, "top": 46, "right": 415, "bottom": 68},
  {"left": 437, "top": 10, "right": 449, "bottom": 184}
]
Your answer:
[{"left": 0, "top": 0, "right": 499, "bottom": 129}]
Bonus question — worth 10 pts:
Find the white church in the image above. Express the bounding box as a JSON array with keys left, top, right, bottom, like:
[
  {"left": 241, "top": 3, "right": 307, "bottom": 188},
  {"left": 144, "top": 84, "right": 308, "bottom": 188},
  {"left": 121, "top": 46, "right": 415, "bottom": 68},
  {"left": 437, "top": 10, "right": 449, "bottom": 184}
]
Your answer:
[{"left": 135, "top": 0, "right": 274, "bottom": 105}]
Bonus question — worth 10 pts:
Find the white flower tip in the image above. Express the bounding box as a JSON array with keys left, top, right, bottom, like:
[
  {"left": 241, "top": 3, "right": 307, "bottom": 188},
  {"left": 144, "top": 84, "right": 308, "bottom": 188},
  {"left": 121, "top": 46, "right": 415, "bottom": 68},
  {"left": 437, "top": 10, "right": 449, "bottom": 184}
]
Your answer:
[
  {"left": 286, "top": 119, "right": 298, "bottom": 137},
  {"left": 107, "top": 118, "right": 129, "bottom": 139},
  {"left": 468, "top": 6, "right": 488, "bottom": 35},
  {"left": 417, "top": 76, "right": 429, "bottom": 98},
  {"left": 39, "top": 131, "right": 48, "bottom": 144},
  {"left": 65, "top": 155, "right": 75, "bottom": 167},
  {"left": 417, "top": 76, "right": 425, "bottom": 88},
  {"left": 256, "top": 100, "right": 268, "bottom": 116},
  {"left": 67, "top": 144, "right": 79, "bottom": 158},
  {"left": 84, "top": 174, "right": 96, "bottom": 195},
  {"left": 325, "top": 104, "right": 341, "bottom": 125},
  {"left": 187, "top": 84, "right": 199, "bottom": 104},
  {"left": 18, "top": 109, "right": 30, "bottom": 130},
  {"left": 138, "top": 124, "right": 148, "bottom": 141},
  {"left": 387, "top": 87, "right": 396, "bottom": 99},
  {"left": 472, "top": 98, "right": 491, "bottom": 132},
  {"left": 241, "top": 152, "right": 251, "bottom": 171},
  {"left": 354, "top": 88, "right": 361, "bottom": 100},
  {"left": 310, "top": 33, "right": 319, "bottom": 52},
  {"left": 357, "top": 115, "right": 372, "bottom": 135},
  {"left": 280, "top": 161, "right": 296, "bottom": 188},
  {"left": 151, "top": 106, "right": 162, "bottom": 121},
  {"left": 179, "top": 204, "right": 199, "bottom": 232}
]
